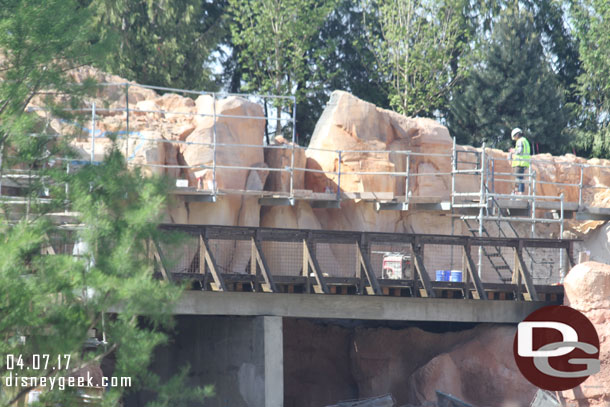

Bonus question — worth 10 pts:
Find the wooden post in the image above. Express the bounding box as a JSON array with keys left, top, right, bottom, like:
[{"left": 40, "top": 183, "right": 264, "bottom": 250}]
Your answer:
[
  {"left": 302, "top": 239, "right": 328, "bottom": 294},
  {"left": 251, "top": 237, "right": 277, "bottom": 293},
  {"left": 462, "top": 244, "right": 487, "bottom": 300},
  {"left": 356, "top": 241, "right": 382, "bottom": 295},
  {"left": 200, "top": 235, "right": 226, "bottom": 291},
  {"left": 152, "top": 240, "right": 170, "bottom": 282},
  {"left": 410, "top": 238, "right": 435, "bottom": 298},
  {"left": 513, "top": 242, "right": 538, "bottom": 301}
]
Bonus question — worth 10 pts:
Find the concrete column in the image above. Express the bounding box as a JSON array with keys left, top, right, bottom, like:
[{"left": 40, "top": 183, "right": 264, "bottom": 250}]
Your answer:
[
  {"left": 126, "top": 315, "right": 284, "bottom": 407},
  {"left": 264, "top": 316, "right": 283, "bottom": 407}
]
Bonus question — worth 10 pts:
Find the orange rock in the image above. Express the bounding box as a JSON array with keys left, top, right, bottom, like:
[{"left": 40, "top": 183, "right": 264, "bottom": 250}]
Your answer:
[{"left": 562, "top": 262, "right": 610, "bottom": 407}]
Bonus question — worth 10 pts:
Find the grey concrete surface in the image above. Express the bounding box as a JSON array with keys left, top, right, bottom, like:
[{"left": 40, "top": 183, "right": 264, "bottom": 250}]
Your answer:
[
  {"left": 174, "top": 291, "right": 550, "bottom": 323},
  {"left": 124, "top": 315, "right": 283, "bottom": 407}
]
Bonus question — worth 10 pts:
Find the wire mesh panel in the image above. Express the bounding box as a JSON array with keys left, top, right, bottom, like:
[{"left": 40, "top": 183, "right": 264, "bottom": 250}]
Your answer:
[
  {"left": 370, "top": 243, "right": 412, "bottom": 279},
  {"left": 424, "top": 244, "right": 462, "bottom": 282},
  {"left": 313, "top": 242, "right": 357, "bottom": 278},
  {"left": 160, "top": 233, "right": 199, "bottom": 274},
  {"left": 46, "top": 229, "right": 77, "bottom": 255},
  {"left": 523, "top": 247, "right": 562, "bottom": 285},
  {"left": 477, "top": 246, "right": 515, "bottom": 284},
  {"left": 261, "top": 241, "right": 302, "bottom": 276},
  {"left": 208, "top": 239, "right": 248, "bottom": 274}
]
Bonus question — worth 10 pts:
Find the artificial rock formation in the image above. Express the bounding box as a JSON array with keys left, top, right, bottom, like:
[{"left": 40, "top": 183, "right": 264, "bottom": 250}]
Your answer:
[
  {"left": 21, "top": 66, "right": 610, "bottom": 407},
  {"left": 561, "top": 262, "right": 610, "bottom": 407},
  {"left": 285, "top": 319, "right": 537, "bottom": 407}
]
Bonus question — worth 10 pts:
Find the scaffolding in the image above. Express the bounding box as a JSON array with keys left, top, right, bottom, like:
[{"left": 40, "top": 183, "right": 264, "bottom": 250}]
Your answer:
[{"left": 2, "top": 83, "right": 610, "bottom": 281}]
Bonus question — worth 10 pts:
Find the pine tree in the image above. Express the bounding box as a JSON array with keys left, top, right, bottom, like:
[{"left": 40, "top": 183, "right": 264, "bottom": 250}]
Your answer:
[
  {"left": 0, "top": 1, "right": 211, "bottom": 405},
  {"left": 570, "top": 0, "right": 610, "bottom": 158},
  {"left": 447, "top": 8, "right": 569, "bottom": 153},
  {"left": 91, "top": 0, "right": 228, "bottom": 91},
  {"left": 362, "top": 0, "right": 469, "bottom": 117},
  {"left": 228, "top": 0, "right": 336, "bottom": 140}
]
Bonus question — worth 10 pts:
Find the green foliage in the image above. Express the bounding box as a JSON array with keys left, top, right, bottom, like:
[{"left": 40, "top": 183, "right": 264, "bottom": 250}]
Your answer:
[
  {"left": 447, "top": 8, "right": 570, "bottom": 153},
  {"left": 295, "top": 0, "right": 391, "bottom": 139},
  {"left": 0, "top": 0, "right": 106, "bottom": 142},
  {"left": 91, "top": 0, "right": 227, "bottom": 90},
  {"left": 570, "top": 0, "right": 610, "bottom": 158},
  {"left": 0, "top": 1, "right": 211, "bottom": 405},
  {"left": 0, "top": 147, "right": 209, "bottom": 407},
  {"left": 228, "top": 0, "right": 336, "bottom": 139},
  {"left": 362, "top": 0, "right": 469, "bottom": 117}
]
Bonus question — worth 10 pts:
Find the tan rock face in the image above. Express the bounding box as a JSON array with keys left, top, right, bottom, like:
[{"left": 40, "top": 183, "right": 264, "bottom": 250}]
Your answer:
[
  {"left": 265, "top": 136, "right": 307, "bottom": 193},
  {"left": 561, "top": 262, "right": 610, "bottom": 407},
  {"left": 182, "top": 95, "right": 265, "bottom": 190},
  {"left": 285, "top": 320, "right": 537, "bottom": 407},
  {"left": 306, "top": 91, "right": 452, "bottom": 198}
]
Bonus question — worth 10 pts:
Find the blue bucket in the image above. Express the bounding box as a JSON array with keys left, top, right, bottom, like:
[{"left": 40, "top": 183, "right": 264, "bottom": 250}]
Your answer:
[
  {"left": 450, "top": 270, "right": 463, "bottom": 282},
  {"left": 436, "top": 270, "right": 451, "bottom": 281}
]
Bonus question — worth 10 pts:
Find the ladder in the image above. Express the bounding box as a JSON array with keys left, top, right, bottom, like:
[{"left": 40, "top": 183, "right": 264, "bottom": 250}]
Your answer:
[
  {"left": 452, "top": 143, "right": 557, "bottom": 283},
  {"left": 462, "top": 217, "right": 512, "bottom": 283}
]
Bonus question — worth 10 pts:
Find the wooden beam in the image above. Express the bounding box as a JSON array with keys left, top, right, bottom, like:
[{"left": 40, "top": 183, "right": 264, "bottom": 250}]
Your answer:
[
  {"left": 200, "top": 235, "right": 227, "bottom": 292},
  {"left": 514, "top": 245, "right": 539, "bottom": 301},
  {"left": 356, "top": 242, "right": 382, "bottom": 295},
  {"left": 410, "top": 240, "right": 435, "bottom": 298},
  {"left": 152, "top": 240, "right": 171, "bottom": 282},
  {"left": 566, "top": 242, "right": 576, "bottom": 269},
  {"left": 462, "top": 245, "right": 487, "bottom": 300},
  {"left": 41, "top": 233, "right": 56, "bottom": 255},
  {"left": 251, "top": 238, "right": 277, "bottom": 293},
  {"left": 302, "top": 239, "right": 329, "bottom": 294}
]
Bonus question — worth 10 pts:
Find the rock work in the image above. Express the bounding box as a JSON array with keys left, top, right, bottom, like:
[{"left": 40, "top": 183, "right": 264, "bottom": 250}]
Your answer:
[
  {"left": 23, "top": 67, "right": 610, "bottom": 407},
  {"left": 284, "top": 319, "right": 537, "bottom": 407},
  {"left": 26, "top": 68, "right": 610, "bottom": 279},
  {"left": 561, "top": 261, "right": 610, "bottom": 407}
]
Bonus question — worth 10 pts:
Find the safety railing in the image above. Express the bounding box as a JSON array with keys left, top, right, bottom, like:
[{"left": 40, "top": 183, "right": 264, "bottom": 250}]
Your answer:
[{"left": 4, "top": 82, "right": 610, "bottom": 212}]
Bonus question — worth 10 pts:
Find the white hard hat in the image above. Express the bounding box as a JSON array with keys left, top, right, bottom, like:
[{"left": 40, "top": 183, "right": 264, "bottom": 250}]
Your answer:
[{"left": 511, "top": 127, "right": 522, "bottom": 139}]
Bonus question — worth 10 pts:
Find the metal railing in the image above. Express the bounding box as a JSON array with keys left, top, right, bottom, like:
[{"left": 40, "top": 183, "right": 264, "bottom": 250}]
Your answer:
[{"left": 4, "top": 82, "right": 610, "bottom": 211}]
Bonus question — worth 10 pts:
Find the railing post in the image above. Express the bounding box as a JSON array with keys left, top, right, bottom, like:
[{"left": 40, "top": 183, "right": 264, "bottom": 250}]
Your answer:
[
  {"left": 291, "top": 96, "right": 297, "bottom": 145},
  {"left": 212, "top": 92, "right": 217, "bottom": 194},
  {"left": 336, "top": 150, "right": 342, "bottom": 201},
  {"left": 451, "top": 137, "right": 456, "bottom": 206},
  {"left": 527, "top": 162, "right": 532, "bottom": 196},
  {"left": 478, "top": 143, "right": 486, "bottom": 278},
  {"left": 491, "top": 158, "right": 495, "bottom": 194},
  {"left": 65, "top": 162, "right": 70, "bottom": 214},
  {"left": 578, "top": 165, "right": 584, "bottom": 208},
  {"left": 560, "top": 193, "right": 565, "bottom": 281},
  {"left": 290, "top": 96, "right": 297, "bottom": 200},
  {"left": 289, "top": 144, "right": 295, "bottom": 199},
  {"left": 531, "top": 173, "right": 536, "bottom": 238},
  {"left": 405, "top": 152, "right": 411, "bottom": 203},
  {"left": 125, "top": 83, "right": 130, "bottom": 159},
  {"left": 91, "top": 102, "right": 96, "bottom": 163}
]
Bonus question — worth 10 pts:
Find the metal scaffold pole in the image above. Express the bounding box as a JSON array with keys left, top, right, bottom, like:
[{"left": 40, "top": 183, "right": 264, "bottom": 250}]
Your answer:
[
  {"left": 91, "top": 102, "right": 96, "bottom": 163},
  {"left": 478, "top": 143, "right": 486, "bottom": 278},
  {"left": 451, "top": 137, "right": 456, "bottom": 206},
  {"left": 212, "top": 92, "right": 217, "bottom": 194},
  {"left": 560, "top": 193, "right": 565, "bottom": 280},
  {"left": 125, "top": 84, "right": 130, "bottom": 160},
  {"left": 290, "top": 97, "right": 296, "bottom": 200},
  {"left": 336, "top": 150, "right": 342, "bottom": 202},
  {"left": 405, "top": 153, "right": 410, "bottom": 203}
]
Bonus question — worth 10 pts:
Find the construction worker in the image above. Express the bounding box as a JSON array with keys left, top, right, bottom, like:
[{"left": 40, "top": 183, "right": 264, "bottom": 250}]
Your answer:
[{"left": 509, "top": 127, "right": 531, "bottom": 195}]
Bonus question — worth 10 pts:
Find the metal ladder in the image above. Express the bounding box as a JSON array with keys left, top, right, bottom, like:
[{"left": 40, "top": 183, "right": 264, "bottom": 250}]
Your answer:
[
  {"left": 462, "top": 217, "right": 513, "bottom": 283},
  {"left": 451, "top": 142, "right": 555, "bottom": 283}
]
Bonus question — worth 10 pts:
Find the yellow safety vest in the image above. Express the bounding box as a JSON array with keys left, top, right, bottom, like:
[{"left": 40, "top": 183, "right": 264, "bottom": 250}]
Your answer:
[{"left": 512, "top": 137, "right": 531, "bottom": 167}]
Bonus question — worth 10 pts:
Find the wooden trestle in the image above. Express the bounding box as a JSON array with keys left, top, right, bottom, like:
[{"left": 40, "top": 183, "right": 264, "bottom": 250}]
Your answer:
[{"left": 153, "top": 224, "right": 574, "bottom": 302}]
